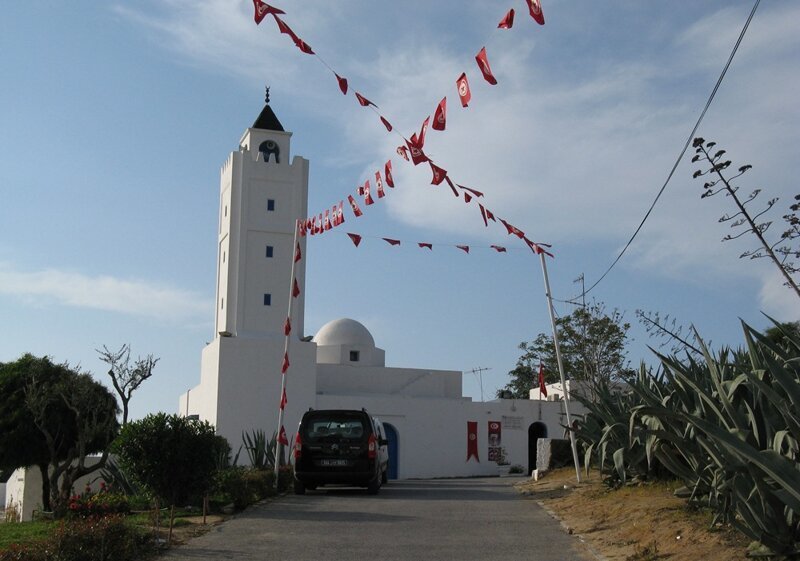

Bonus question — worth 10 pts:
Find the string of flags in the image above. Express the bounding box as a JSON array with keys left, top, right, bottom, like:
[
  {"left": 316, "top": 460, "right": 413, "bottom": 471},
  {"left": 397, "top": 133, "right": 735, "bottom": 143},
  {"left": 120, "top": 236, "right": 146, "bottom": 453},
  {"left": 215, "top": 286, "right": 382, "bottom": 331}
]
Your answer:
[
  {"left": 343, "top": 232, "right": 551, "bottom": 256},
  {"left": 251, "top": 0, "right": 551, "bottom": 256}
]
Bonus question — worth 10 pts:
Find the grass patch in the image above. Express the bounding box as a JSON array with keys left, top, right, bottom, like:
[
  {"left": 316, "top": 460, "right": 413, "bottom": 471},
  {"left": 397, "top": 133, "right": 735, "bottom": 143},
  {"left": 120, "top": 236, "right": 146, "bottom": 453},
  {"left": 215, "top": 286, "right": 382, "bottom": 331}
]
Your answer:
[{"left": 0, "top": 521, "right": 54, "bottom": 550}]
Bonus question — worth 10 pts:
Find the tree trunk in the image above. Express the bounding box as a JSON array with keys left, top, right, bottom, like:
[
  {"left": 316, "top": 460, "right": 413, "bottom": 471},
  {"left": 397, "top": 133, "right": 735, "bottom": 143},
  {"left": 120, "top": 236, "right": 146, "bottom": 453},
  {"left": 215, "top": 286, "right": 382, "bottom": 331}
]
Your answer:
[{"left": 36, "top": 463, "right": 51, "bottom": 512}]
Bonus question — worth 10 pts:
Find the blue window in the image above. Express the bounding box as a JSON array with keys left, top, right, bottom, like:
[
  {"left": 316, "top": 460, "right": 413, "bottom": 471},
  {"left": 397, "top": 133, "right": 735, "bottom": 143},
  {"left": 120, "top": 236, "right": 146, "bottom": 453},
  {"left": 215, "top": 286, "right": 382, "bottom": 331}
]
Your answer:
[
  {"left": 266, "top": 245, "right": 274, "bottom": 258},
  {"left": 267, "top": 199, "right": 275, "bottom": 211},
  {"left": 263, "top": 294, "right": 272, "bottom": 306}
]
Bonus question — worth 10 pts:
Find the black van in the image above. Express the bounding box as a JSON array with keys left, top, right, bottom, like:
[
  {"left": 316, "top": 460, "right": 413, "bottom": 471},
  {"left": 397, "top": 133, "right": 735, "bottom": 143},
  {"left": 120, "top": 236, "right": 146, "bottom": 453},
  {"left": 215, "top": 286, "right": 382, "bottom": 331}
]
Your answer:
[{"left": 293, "top": 409, "right": 388, "bottom": 495}]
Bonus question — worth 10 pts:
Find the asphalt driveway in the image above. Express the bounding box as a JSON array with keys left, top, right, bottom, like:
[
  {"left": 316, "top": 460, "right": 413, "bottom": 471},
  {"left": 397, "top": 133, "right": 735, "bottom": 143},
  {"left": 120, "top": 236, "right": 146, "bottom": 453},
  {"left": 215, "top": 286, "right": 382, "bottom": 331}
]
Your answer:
[{"left": 163, "top": 477, "right": 592, "bottom": 561}]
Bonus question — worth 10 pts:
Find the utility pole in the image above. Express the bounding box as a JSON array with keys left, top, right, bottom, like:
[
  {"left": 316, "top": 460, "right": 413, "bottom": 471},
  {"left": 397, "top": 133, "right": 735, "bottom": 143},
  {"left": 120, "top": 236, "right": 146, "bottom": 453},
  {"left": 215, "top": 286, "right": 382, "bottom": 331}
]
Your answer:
[
  {"left": 466, "top": 367, "right": 492, "bottom": 401},
  {"left": 574, "top": 274, "right": 590, "bottom": 383}
]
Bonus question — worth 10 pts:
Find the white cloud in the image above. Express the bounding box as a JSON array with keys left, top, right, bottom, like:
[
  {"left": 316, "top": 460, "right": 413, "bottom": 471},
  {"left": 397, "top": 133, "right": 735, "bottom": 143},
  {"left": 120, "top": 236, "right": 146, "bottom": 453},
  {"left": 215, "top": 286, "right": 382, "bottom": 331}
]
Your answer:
[{"left": 0, "top": 263, "right": 211, "bottom": 323}]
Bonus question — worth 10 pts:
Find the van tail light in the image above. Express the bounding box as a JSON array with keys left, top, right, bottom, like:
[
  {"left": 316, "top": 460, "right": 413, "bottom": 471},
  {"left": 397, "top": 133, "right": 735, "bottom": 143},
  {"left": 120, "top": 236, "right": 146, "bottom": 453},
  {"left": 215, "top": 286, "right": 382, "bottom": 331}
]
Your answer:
[
  {"left": 294, "top": 433, "right": 302, "bottom": 460},
  {"left": 367, "top": 434, "right": 377, "bottom": 459}
]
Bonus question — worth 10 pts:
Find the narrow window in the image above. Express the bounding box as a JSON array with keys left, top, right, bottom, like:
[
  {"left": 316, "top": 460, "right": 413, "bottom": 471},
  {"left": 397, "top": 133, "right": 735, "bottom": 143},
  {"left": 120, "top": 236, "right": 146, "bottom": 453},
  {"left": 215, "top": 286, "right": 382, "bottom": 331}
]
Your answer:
[
  {"left": 266, "top": 245, "right": 274, "bottom": 258},
  {"left": 222, "top": 251, "right": 226, "bottom": 263},
  {"left": 267, "top": 199, "right": 275, "bottom": 211},
  {"left": 221, "top": 298, "right": 224, "bottom": 310},
  {"left": 224, "top": 205, "right": 228, "bottom": 217},
  {"left": 349, "top": 350, "right": 360, "bottom": 362},
  {"left": 263, "top": 293, "right": 272, "bottom": 306}
]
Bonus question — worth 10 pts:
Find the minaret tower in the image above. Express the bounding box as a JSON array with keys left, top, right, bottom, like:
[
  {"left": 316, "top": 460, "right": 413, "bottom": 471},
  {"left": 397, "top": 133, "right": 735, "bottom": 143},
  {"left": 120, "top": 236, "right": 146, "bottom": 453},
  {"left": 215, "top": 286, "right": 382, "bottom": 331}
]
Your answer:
[{"left": 180, "top": 91, "right": 318, "bottom": 451}]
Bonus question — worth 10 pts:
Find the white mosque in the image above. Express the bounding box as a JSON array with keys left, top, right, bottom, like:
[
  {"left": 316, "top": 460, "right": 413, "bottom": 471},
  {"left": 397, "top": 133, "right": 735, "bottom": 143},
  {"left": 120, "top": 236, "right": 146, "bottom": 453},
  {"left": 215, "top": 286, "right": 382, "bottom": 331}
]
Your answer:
[{"left": 177, "top": 96, "right": 580, "bottom": 480}]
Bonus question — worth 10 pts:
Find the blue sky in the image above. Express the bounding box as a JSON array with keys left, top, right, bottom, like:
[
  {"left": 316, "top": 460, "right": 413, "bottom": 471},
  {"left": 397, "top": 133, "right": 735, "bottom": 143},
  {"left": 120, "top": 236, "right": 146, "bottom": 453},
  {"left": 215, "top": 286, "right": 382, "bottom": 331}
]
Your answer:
[{"left": 1, "top": 1, "right": 798, "bottom": 419}]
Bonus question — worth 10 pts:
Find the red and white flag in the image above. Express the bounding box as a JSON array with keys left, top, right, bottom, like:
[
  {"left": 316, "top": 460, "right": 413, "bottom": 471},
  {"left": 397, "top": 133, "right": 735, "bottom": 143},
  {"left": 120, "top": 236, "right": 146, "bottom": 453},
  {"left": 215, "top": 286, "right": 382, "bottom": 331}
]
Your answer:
[
  {"left": 278, "top": 425, "right": 289, "bottom": 446},
  {"left": 466, "top": 421, "right": 479, "bottom": 462},
  {"left": 498, "top": 8, "right": 515, "bottom": 29},
  {"left": 406, "top": 140, "right": 429, "bottom": 166},
  {"left": 355, "top": 92, "right": 376, "bottom": 107},
  {"left": 316, "top": 213, "right": 324, "bottom": 234},
  {"left": 418, "top": 116, "right": 430, "bottom": 148},
  {"left": 457, "top": 245, "right": 470, "bottom": 254},
  {"left": 363, "top": 179, "right": 374, "bottom": 205},
  {"left": 445, "top": 176, "right": 460, "bottom": 198},
  {"left": 491, "top": 245, "right": 507, "bottom": 252},
  {"left": 335, "top": 73, "right": 348, "bottom": 95},
  {"left": 294, "top": 243, "right": 302, "bottom": 263},
  {"left": 280, "top": 388, "right": 288, "bottom": 410},
  {"left": 418, "top": 242, "right": 433, "bottom": 250},
  {"left": 383, "top": 238, "right": 401, "bottom": 246},
  {"left": 432, "top": 97, "right": 447, "bottom": 131},
  {"left": 292, "top": 278, "right": 300, "bottom": 298},
  {"left": 323, "top": 209, "right": 332, "bottom": 231},
  {"left": 281, "top": 352, "right": 290, "bottom": 373},
  {"left": 458, "top": 185, "right": 484, "bottom": 197},
  {"left": 284, "top": 316, "right": 292, "bottom": 336},
  {"left": 479, "top": 204, "right": 488, "bottom": 227},
  {"left": 380, "top": 116, "right": 393, "bottom": 132},
  {"left": 396, "top": 145, "right": 410, "bottom": 161},
  {"left": 348, "top": 195, "right": 363, "bottom": 217},
  {"left": 385, "top": 160, "right": 394, "bottom": 188},
  {"left": 485, "top": 208, "right": 496, "bottom": 222},
  {"left": 375, "top": 171, "right": 385, "bottom": 198},
  {"left": 253, "top": 0, "right": 284, "bottom": 24},
  {"left": 526, "top": 0, "right": 545, "bottom": 25},
  {"left": 475, "top": 47, "right": 498, "bottom": 85},
  {"left": 464, "top": 192, "right": 472, "bottom": 204},
  {"left": 347, "top": 233, "right": 362, "bottom": 247},
  {"left": 336, "top": 201, "right": 345, "bottom": 226},
  {"left": 430, "top": 163, "right": 447, "bottom": 185},
  {"left": 538, "top": 363, "right": 548, "bottom": 397},
  {"left": 456, "top": 73, "right": 472, "bottom": 107},
  {"left": 500, "top": 219, "right": 525, "bottom": 239}
]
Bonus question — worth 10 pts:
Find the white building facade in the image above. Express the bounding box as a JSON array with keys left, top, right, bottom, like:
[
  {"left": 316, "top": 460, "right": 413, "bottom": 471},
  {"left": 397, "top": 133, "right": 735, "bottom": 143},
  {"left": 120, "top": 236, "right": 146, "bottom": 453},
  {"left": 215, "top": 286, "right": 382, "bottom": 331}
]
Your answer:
[{"left": 180, "top": 99, "right": 584, "bottom": 480}]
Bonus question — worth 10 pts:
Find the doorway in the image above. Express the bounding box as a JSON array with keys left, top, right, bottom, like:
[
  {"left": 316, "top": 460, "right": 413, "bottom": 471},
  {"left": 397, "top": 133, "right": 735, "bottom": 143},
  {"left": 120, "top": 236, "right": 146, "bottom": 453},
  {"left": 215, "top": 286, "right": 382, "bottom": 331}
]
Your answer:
[
  {"left": 384, "top": 423, "right": 399, "bottom": 480},
  {"left": 528, "top": 422, "right": 548, "bottom": 476}
]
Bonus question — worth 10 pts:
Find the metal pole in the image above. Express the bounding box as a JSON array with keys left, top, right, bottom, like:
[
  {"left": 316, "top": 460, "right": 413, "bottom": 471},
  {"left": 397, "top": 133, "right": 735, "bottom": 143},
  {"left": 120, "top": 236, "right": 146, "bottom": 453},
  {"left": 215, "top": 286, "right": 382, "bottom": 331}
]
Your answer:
[
  {"left": 538, "top": 251, "right": 581, "bottom": 483},
  {"left": 275, "top": 220, "right": 301, "bottom": 488}
]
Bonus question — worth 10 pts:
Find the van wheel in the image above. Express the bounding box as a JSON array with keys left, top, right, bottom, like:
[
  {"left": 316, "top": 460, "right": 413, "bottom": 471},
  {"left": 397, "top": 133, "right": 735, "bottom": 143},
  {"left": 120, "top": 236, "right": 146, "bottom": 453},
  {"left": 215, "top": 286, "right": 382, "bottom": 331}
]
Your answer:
[
  {"left": 294, "top": 480, "right": 306, "bottom": 495},
  {"left": 367, "top": 477, "right": 380, "bottom": 495}
]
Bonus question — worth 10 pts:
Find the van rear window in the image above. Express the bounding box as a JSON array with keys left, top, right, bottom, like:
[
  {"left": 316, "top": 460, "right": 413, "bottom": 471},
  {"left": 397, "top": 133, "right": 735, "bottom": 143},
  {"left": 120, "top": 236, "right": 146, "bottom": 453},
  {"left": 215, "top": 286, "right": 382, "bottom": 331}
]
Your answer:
[{"left": 303, "top": 413, "right": 368, "bottom": 441}]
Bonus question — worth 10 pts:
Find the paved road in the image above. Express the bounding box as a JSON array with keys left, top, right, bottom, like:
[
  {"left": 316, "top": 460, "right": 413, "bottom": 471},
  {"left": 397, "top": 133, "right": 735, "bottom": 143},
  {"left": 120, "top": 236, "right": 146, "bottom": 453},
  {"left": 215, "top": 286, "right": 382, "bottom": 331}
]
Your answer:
[{"left": 164, "top": 477, "right": 592, "bottom": 561}]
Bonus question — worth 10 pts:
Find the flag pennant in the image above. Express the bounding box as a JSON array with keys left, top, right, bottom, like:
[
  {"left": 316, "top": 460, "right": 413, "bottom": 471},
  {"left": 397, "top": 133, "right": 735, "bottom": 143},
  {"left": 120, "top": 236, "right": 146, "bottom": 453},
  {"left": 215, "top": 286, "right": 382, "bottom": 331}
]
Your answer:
[
  {"left": 375, "top": 171, "right": 385, "bottom": 198},
  {"left": 280, "top": 387, "right": 288, "bottom": 410},
  {"left": 464, "top": 192, "right": 473, "bottom": 204},
  {"left": 491, "top": 245, "right": 507, "bottom": 252},
  {"left": 500, "top": 218, "right": 525, "bottom": 238},
  {"left": 316, "top": 213, "right": 324, "bottom": 234},
  {"left": 308, "top": 216, "right": 316, "bottom": 236},
  {"left": 278, "top": 425, "right": 289, "bottom": 445},
  {"left": 347, "top": 195, "right": 363, "bottom": 217},
  {"left": 335, "top": 73, "right": 348, "bottom": 95},
  {"left": 456, "top": 73, "right": 472, "bottom": 107},
  {"left": 475, "top": 47, "right": 498, "bottom": 85},
  {"left": 363, "top": 179, "right": 374, "bottom": 205},
  {"left": 292, "top": 278, "right": 301, "bottom": 298},
  {"left": 383, "top": 238, "right": 401, "bottom": 246},
  {"left": 355, "top": 92, "right": 376, "bottom": 108},
  {"left": 479, "top": 204, "right": 488, "bottom": 227},
  {"left": 457, "top": 245, "right": 470, "bottom": 254},
  {"left": 272, "top": 15, "right": 314, "bottom": 54},
  {"left": 294, "top": 243, "right": 302, "bottom": 263},
  {"left": 253, "top": 0, "right": 284, "bottom": 25},
  {"left": 526, "top": 0, "right": 545, "bottom": 25},
  {"left": 445, "top": 176, "right": 460, "bottom": 198},
  {"left": 294, "top": 38, "right": 314, "bottom": 55},
  {"left": 466, "top": 421, "right": 479, "bottom": 462},
  {"left": 432, "top": 97, "right": 447, "bottom": 131},
  {"left": 430, "top": 162, "right": 447, "bottom": 185},
  {"left": 380, "top": 116, "right": 393, "bottom": 132},
  {"left": 347, "top": 233, "right": 362, "bottom": 247},
  {"left": 284, "top": 316, "right": 292, "bottom": 336},
  {"left": 281, "top": 352, "right": 290, "bottom": 373},
  {"left": 336, "top": 201, "right": 345, "bottom": 226},
  {"left": 323, "top": 209, "right": 332, "bottom": 231},
  {"left": 385, "top": 160, "right": 394, "bottom": 188},
  {"left": 524, "top": 237, "right": 554, "bottom": 257},
  {"left": 458, "top": 185, "right": 484, "bottom": 197},
  {"left": 396, "top": 145, "right": 410, "bottom": 161},
  {"left": 418, "top": 243, "right": 433, "bottom": 250},
  {"left": 418, "top": 116, "right": 430, "bottom": 148},
  {"left": 406, "top": 140, "right": 429, "bottom": 166},
  {"left": 485, "top": 208, "right": 496, "bottom": 222},
  {"left": 498, "top": 8, "right": 515, "bottom": 29},
  {"left": 538, "top": 363, "right": 548, "bottom": 397}
]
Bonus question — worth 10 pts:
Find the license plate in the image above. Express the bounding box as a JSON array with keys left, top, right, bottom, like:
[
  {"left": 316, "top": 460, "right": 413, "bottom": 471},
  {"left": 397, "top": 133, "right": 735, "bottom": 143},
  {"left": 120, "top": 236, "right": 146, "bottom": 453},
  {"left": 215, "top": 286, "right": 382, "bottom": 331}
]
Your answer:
[{"left": 319, "top": 459, "right": 349, "bottom": 467}]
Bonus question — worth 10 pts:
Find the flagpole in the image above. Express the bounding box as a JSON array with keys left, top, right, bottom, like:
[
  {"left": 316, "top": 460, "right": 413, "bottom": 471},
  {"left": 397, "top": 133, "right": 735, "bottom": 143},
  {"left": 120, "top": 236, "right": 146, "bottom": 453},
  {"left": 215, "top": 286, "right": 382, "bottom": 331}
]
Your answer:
[
  {"left": 275, "top": 220, "right": 301, "bottom": 489},
  {"left": 538, "top": 251, "right": 581, "bottom": 484}
]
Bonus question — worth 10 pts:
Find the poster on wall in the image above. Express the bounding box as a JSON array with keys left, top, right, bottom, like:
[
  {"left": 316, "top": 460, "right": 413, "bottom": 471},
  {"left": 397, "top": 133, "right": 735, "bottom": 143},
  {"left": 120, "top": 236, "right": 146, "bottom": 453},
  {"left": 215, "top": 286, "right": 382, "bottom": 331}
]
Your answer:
[
  {"left": 488, "top": 420, "right": 502, "bottom": 462},
  {"left": 466, "top": 421, "right": 479, "bottom": 462}
]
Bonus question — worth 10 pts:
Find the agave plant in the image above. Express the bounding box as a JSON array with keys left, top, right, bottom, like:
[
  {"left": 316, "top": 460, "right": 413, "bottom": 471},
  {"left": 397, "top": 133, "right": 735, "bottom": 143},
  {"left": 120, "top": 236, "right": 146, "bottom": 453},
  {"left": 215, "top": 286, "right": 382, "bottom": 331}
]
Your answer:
[{"left": 241, "top": 429, "right": 285, "bottom": 470}]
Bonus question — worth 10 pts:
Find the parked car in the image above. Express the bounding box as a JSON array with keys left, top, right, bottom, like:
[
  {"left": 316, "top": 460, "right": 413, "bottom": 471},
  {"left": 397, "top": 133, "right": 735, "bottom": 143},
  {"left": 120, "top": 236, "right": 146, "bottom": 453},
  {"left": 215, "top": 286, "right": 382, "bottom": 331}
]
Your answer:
[
  {"left": 293, "top": 408, "right": 388, "bottom": 494},
  {"left": 372, "top": 417, "right": 390, "bottom": 484}
]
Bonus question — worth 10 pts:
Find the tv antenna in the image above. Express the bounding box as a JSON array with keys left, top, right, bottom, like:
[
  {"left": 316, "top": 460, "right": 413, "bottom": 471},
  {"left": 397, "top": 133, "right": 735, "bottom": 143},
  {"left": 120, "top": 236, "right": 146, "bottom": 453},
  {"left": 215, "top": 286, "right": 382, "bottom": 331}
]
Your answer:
[{"left": 466, "top": 367, "right": 492, "bottom": 401}]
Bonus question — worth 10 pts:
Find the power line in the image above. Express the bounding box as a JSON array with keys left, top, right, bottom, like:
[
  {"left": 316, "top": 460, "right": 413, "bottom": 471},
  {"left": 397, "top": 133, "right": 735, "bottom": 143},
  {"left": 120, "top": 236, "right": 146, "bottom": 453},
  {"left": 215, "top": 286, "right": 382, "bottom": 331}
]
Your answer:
[{"left": 582, "top": 0, "right": 762, "bottom": 297}]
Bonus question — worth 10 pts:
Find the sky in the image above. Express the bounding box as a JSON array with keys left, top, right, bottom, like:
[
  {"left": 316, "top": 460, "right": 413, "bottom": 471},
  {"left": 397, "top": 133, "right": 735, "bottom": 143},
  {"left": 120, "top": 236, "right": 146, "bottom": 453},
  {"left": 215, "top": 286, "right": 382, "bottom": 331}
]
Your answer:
[{"left": 1, "top": 1, "right": 798, "bottom": 420}]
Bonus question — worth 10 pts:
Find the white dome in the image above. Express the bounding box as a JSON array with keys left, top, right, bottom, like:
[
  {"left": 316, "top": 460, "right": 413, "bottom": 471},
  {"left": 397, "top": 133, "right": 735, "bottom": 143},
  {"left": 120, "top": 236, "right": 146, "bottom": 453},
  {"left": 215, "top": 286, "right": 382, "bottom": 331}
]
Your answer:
[{"left": 313, "top": 318, "right": 375, "bottom": 347}]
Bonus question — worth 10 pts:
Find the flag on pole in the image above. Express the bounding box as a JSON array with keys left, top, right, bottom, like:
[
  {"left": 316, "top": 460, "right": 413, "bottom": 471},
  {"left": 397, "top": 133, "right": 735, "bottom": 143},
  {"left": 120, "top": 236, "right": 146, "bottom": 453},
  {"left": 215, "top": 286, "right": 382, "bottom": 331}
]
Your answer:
[
  {"left": 294, "top": 243, "right": 302, "bottom": 263},
  {"left": 538, "top": 363, "right": 548, "bottom": 397},
  {"left": 280, "top": 388, "right": 288, "bottom": 410},
  {"left": 278, "top": 425, "right": 289, "bottom": 445},
  {"left": 281, "top": 352, "right": 290, "bottom": 373},
  {"left": 292, "top": 278, "right": 300, "bottom": 298},
  {"left": 284, "top": 316, "right": 292, "bottom": 336}
]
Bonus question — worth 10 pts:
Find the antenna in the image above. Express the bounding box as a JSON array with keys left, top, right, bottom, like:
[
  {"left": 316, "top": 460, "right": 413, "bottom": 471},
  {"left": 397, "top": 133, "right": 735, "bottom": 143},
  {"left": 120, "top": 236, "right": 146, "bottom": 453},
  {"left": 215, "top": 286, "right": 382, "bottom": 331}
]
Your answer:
[{"left": 466, "top": 367, "right": 492, "bottom": 401}]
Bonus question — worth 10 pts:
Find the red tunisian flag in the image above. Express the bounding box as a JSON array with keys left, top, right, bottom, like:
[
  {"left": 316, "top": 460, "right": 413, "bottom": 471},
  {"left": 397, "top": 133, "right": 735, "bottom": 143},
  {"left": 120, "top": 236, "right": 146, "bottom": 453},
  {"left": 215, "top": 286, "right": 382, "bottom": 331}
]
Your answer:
[
  {"left": 418, "top": 242, "right": 433, "bottom": 250},
  {"left": 466, "top": 421, "right": 479, "bottom": 462},
  {"left": 383, "top": 238, "right": 401, "bottom": 246},
  {"left": 385, "top": 160, "right": 394, "bottom": 187},
  {"left": 444, "top": 176, "right": 460, "bottom": 198},
  {"left": 354, "top": 92, "right": 377, "bottom": 108},
  {"left": 380, "top": 116, "right": 393, "bottom": 132},
  {"left": 294, "top": 243, "right": 302, "bottom": 263},
  {"left": 278, "top": 425, "right": 289, "bottom": 446},
  {"left": 279, "top": 388, "right": 288, "bottom": 410},
  {"left": 292, "top": 278, "right": 300, "bottom": 298},
  {"left": 335, "top": 73, "right": 348, "bottom": 95},
  {"left": 491, "top": 245, "right": 507, "bottom": 253},
  {"left": 281, "top": 352, "right": 290, "bottom": 373},
  {"left": 432, "top": 97, "right": 447, "bottom": 131},
  {"left": 363, "top": 179, "right": 374, "bottom": 205},
  {"left": 347, "top": 233, "right": 362, "bottom": 247},
  {"left": 475, "top": 47, "right": 498, "bottom": 85},
  {"left": 335, "top": 201, "right": 345, "bottom": 226},
  {"left": 375, "top": 171, "right": 385, "bottom": 198},
  {"left": 456, "top": 245, "right": 470, "bottom": 254},
  {"left": 526, "top": 0, "right": 545, "bottom": 25},
  {"left": 498, "top": 8, "right": 515, "bottom": 29},
  {"left": 456, "top": 73, "right": 472, "bottom": 107},
  {"left": 253, "top": 0, "right": 284, "bottom": 24},
  {"left": 347, "top": 195, "right": 363, "bottom": 217},
  {"left": 418, "top": 116, "right": 430, "bottom": 148},
  {"left": 406, "top": 140, "right": 429, "bottom": 166},
  {"left": 538, "top": 363, "right": 548, "bottom": 397},
  {"left": 396, "top": 145, "right": 409, "bottom": 161},
  {"left": 430, "top": 162, "right": 447, "bottom": 185},
  {"left": 284, "top": 316, "right": 292, "bottom": 336}
]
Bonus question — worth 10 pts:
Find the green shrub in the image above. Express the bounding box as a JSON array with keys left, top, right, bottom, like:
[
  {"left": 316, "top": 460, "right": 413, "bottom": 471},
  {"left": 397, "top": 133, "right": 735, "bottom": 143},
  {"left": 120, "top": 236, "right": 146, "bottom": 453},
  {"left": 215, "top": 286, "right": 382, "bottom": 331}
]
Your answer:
[{"left": 213, "top": 465, "right": 293, "bottom": 511}]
